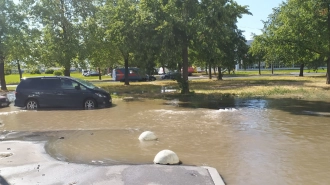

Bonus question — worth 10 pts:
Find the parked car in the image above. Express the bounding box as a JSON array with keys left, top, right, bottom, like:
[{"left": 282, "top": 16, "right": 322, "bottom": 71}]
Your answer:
[
  {"left": 14, "top": 76, "right": 112, "bottom": 110},
  {"left": 112, "top": 68, "right": 146, "bottom": 82},
  {"left": 82, "top": 69, "right": 89, "bottom": 75},
  {"left": 161, "top": 71, "right": 181, "bottom": 80},
  {"left": 158, "top": 67, "right": 169, "bottom": 75},
  {"left": 84, "top": 71, "right": 100, "bottom": 76},
  {"left": 0, "top": 95, "right": 10, "bottom": 107},
  {"left": 146, "top": 74, "right": 156, "bottom": 81},
  {"left": 188, "top": 67, "right": 194, "bottom": 76}
]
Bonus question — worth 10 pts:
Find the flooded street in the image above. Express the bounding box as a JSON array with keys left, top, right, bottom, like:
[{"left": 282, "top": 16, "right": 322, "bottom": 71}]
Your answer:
[{"left": 1, "top": 98, "right": 330, "bottom": 185}]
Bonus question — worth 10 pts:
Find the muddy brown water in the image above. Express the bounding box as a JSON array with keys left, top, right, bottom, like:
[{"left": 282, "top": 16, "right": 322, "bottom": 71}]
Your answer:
[{"left": 1, "top": 98, "right": 330, "bottom": 185}]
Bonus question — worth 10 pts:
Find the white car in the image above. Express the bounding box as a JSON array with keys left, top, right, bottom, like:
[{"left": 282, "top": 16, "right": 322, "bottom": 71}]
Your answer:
[
  {"left": 82, "top": 70, "right": 89, "bottom": 76},
  {"left": 158, "top": 67, "right": 169, "bottom": 75}
]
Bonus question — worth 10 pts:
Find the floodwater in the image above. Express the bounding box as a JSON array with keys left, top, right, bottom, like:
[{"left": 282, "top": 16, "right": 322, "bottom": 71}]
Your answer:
[{"left": 1, "top": 97, "right": 330, "bottom": 185}]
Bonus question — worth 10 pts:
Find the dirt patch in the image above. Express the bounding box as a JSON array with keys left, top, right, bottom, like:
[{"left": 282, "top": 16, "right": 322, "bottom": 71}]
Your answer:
[{"left": 0, "top": 152, "right": 13, "bottom": 158}]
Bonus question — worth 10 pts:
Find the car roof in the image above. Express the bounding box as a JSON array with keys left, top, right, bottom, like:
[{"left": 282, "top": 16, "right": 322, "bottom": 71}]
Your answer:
[{"left": 21, "top": 76, "right": 76, "bottom": 80}]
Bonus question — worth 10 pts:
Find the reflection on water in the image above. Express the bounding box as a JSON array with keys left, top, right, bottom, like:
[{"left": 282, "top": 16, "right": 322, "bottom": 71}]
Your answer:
[
  {"left": 1, "top": 98, "right": 330, "bottom": 185},
  {"left": 161, "top": 86, "right": 177, "bottom": 93}
]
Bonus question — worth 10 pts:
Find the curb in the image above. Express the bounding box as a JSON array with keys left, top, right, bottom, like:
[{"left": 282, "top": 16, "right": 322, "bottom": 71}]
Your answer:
[{"left": 203, "top": 166, "right": 226, "bottom": 185}]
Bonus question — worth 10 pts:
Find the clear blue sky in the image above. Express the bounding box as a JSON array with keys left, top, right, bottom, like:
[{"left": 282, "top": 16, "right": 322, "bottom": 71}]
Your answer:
[{"left": 235, "top": 0, "right": 284, "bottom": 40}]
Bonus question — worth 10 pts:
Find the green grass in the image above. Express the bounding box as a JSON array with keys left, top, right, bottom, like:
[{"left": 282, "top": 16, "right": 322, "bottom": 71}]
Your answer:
[
  {"left": 4, "top": 72, "right": 112, "bottom": 85},
  {"left": 3, "top": 71, "right": 330, "bottom": 101},
  {"left": 221, "top": 68, "right": 327, "bottom": 76},
  {"left": 93, "top": 75, "right": 330, "bottom": 101}
]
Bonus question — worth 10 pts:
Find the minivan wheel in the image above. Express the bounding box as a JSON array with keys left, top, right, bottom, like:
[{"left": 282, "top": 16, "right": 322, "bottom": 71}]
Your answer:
[
  {"left": 26, "top": 99, "right": 38, "bottom": 110},
  {"left": 84, "top": 99, "right": 96, "bottom": 109}
]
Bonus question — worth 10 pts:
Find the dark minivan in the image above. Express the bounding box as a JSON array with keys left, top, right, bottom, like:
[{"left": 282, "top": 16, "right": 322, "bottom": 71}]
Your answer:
[{"left": 14, "top": 76, "right": 112, "bottom": 110}]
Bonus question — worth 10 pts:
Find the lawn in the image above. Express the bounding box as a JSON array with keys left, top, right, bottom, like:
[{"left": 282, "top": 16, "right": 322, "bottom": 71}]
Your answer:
[
  {"left": 222, "top": 68, "right": 326, "bottom": 76},
  {"left": 4, "top": 72, "right": 112, "bottom": 85},
  {"left": 96, "top": 75, "right": 330, "bottom": 101},
  {"left": 3, "top": 70, "right": 330, "bottom": 101}
]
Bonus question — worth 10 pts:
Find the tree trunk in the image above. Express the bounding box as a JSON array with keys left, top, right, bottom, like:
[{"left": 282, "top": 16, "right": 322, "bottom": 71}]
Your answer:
[
  {"left": 327, "top": 4, "right": 330, "bottom": 84},
  {"left": 217, "top": 67, "right": 223, "bottom": 80},
  {"left": 205, "top": 64, "right": 208, "bottom": 75},
  {"left": 271, "top": 61, "right": 274, "bottom": 75},
  {"left": 0, "top": 58, "right": 7, "bottom": 91},
  {"left": 177, "top": 62, "right": 182, "bottom": 73},
  {"left": 208, "top": 63, "right": 212, "bottom": 79},
  {"left": 98, "top": 67, "right": 102, "bottom": 80},
  {"left": 213, "top": 67, "right": 216, "bottom": 75},
  {"left": 124, "top": 56, "right": 129, "bottom": 85},
  {"left": 64, "top": 63, "right": 71, "bottom": 76},
  {"left": 60, "top": 0, "right": 71, "bottom": 77},
  {"left": 181, "top": 39, "right": 189, "bottom": 94},
  {"left": 258, "top": 61, "right": 261, "bottom": 75},
  {"left": 17, "top": 60, "right": 22, "bottom": 81},
  {"left": 299, "top": 63, "right": 304, "bottom": 77},
  {"left": 327, "top": 58, "right": 330, "bottom": 84}
]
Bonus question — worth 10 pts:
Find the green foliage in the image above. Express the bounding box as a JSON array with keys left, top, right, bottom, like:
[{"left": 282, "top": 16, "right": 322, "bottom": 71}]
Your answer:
[
  {"left": 45, "top": 69, "right": 55, "bottom": 74},
  {"left": 193, "top": 0, "right": 251, "bottom": 78},
  {"left": 24, "top": 0, "right": 98, "bottom": 76},
  {"left": 30, "top": 69, "right": 41, "bottom": 74},
  {"left": 0, "top": 0, "right": 255, "bottom": 89},
  {"left": 53, "top": 70, "right": 63, "bottom": 76},
  {"left": 5, "top": 69, "right": 12, "bottom": 75},
  {"left": 253, "top": 0, "right": 330, "bottom": 81}
]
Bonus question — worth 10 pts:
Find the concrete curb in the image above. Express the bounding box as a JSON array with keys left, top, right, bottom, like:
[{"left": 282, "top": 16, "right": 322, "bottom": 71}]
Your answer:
[{"left": 203, "top": 166, "right": 226, "bottom": 185}]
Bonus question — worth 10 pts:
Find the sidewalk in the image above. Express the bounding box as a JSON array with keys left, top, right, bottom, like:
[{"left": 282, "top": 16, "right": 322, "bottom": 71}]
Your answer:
[{"left": 0, "top": 141, "right": 225, "bottom": 185}]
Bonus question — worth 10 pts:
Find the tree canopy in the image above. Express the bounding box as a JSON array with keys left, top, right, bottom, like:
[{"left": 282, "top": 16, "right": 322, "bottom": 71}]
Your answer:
[
  {"left": 1, "top": 0, "right": 250, "bottom": 92},
  {"left": 251, "top": 0, "right": 330, "bottom": 82}
]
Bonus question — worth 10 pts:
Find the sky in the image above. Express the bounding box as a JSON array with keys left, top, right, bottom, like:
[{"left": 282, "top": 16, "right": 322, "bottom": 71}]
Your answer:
[{"left": 235, "top": 0, "right": 284, "bottom": 40}]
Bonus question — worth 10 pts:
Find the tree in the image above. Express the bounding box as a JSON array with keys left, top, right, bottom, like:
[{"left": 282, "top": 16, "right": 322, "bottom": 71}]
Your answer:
[
  {"left": 0, "top": 0, "right": 26, "bottom": 90},
  {"left": 139, "top": 0, "right": 201, "bottom": 93},
  {"left": 26, "top": 0, "right": 96, "bottom": 76},
  {"left": 257, "top": 0, "right": 330, "bottom": 81},
  {"left": 100, "top": 0, "right": 141, "bottom": 85},
  {"left": 7, "top": 0, "right": 41, "bottom": 81},
  {"left": 195, "top": 0, "right": 250, "bottom": 80},
  {"left": 81, "top": 2, "right": 122, "bottom": 80},
  {"left": 249, "top": 35, "right": 267, "bottom": 75}
]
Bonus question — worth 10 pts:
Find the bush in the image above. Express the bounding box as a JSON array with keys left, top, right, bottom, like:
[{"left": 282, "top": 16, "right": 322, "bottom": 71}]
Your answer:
[
  {"left": 5, "top": 69, "right": 11, "bottom": 75},
  {"left": 30, "top": 69, "right": 41, "bottom": 74},
  {"left": 45, "top": 69, "right": 54, "bottom": 74},
  {"left": 53, "top": 70, "right": 63, "bottom": 76}
]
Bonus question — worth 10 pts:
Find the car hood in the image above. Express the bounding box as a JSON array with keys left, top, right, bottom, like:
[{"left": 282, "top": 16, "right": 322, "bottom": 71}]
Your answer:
[{"left": 94, "top": 87, "right": 110, "bottom": 95}]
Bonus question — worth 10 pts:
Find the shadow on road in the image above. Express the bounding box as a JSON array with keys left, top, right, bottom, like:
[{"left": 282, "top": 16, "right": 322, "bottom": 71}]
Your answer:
[{"left": 0, "top": 175, "right": 10, "bottom": 185}]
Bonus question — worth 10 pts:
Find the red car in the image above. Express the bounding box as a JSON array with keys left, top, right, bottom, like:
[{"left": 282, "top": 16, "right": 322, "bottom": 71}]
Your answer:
[
  {"left": 188, "top": 67, "right": 194, "bottom": 76},
  {"left": 179, "top": 67, "right": 194, "bottom": 76}
]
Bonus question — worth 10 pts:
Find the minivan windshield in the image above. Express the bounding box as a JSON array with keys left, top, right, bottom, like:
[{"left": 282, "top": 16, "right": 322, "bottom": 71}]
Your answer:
[{"left": 74, "top": 78, "right": 98, "bottom": 89}]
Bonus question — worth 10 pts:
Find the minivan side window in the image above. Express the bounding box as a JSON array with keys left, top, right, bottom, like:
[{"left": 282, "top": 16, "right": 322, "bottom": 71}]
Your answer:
[
  {"left": 60, "top": 79, "right": 85, "bottom": 90},
  {"left": 18, "top": 78, "right": 42, "bottom": 89},
  {"left": 41, "top": 78, "right": 60, "bottom": 89},
  {"left": 60, "top": 79, "right": 74, "bottom": 89}
]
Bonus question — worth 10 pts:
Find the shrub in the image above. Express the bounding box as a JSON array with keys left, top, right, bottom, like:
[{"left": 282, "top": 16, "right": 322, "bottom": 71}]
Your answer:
[
  {"left": 53, "top": 70, "right": 63, "bottom": 76},
  {"left": 30, "top": 69, "right": 41, "bottom": 74},
  {"left": 4, "top": 69, "right": 11, "bottom": 75},
  {"left": 45, "top": 69, "right": 54, "bottom": 74}
]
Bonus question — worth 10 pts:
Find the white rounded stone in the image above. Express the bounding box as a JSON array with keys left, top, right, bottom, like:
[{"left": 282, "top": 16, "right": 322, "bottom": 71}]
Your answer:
[
  {"left": 138, "top": 131, "right": 158, "bottom": 141},
  {"left": 153, "top": 150, "right": 180, "bottom": 165}
]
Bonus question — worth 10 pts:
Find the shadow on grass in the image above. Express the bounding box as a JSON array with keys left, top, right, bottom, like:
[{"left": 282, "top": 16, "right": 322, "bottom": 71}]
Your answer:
[{"left": 266, "top": 98, "right": 330, "bottom": 117}]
